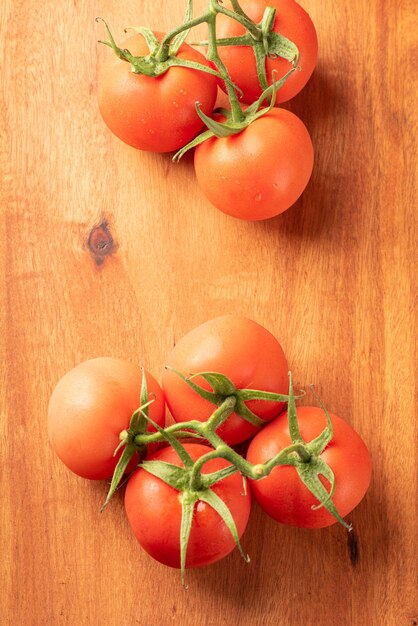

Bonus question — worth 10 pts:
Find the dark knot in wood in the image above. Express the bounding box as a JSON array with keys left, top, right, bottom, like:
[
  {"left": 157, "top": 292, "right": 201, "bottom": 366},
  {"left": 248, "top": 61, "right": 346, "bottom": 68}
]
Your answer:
[{"left": 87, "top": 221, "right": 115, "bottom": 265}]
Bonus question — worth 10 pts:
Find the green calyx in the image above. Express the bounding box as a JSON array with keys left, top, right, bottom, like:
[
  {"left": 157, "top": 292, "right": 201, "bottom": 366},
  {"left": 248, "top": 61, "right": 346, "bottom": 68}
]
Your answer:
[
  {"left": 101, "top": 370, "right": 155, "bottom": 511},
  {"left": 173, "top": 66, "right": 295, "bottom": 161},
  {"left": 252, "top": 374, "right": 352, "bottom": 530},
  {"left": 96, "top": 16, "right": 225, "bottom": 81},
  {"left": 139, "top": 427, "right": 249, "bottom": 588},
  {"left": 295, "top": 389, "right": 353, "bottom": 530},
  {"left": 221, "top": 13, "right": 299, "bottom": 93},
  {"left": 287, "top": 375, "right": 348, "bottom": 524},
  {"left": 166, "top": 366, "right": 294, "bottom": 429},
  {"left": 195, "top": 4, "right": 299, "bottom": 89}
]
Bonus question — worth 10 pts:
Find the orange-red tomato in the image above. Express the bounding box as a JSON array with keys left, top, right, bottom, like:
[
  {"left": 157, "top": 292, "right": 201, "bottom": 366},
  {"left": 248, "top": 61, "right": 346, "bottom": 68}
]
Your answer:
[
  {"left": 163, "top": 315, "right": 289, "bottom": 445},
  {"left": 97, "top": 33, "right": 218, "bottom": 152},
  {"left": 194, "top": 108, "right": 314, "bottom": 220},
  {"left": 216, "top": 0, "right": 318, "bottom": 104},
  {"left": 125, "top": 443, "right": 251, "bottom": 568},
  {"left": 47, "top": 357, "right": 165, "bottom": 480},
  {"left": 247, "top": 407, "right": 372, "bottom": 528}
]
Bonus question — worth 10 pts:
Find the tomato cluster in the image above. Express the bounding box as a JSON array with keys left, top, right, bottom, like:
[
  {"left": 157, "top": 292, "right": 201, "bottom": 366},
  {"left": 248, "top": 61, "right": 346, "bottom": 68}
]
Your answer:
[
  {"left": 48, "top": 316, "right": 371, "bottom": 581},
  {"left": 97, "top": 0, "right": 317, "bottom": 221}
]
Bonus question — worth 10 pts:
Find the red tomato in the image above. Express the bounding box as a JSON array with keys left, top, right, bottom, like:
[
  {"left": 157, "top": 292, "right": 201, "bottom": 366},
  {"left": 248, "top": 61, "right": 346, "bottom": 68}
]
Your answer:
[
  {"left": 194, "top": 107, "right": 313, "bottom": 220},
  {"left": 48, "top": 357, "right": 165, "bottom": 480},
  {"left": 125, "top": 443, "right": 251, "bottom": 568},
  {"left": 246, "top": 407, "right": 372, "bottom": 528},
  {"left": 163, "top": 315, "right": 289, "bottom": 445},
  {"left": 216, "top": 0, "right": 318, "bottom": 104},
  {"left": 97, "top": 33, "right": 218, "bottom": 152}
]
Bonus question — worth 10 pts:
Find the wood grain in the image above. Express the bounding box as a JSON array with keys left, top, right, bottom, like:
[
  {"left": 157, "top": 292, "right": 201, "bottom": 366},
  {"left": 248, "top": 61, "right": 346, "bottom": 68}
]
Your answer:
[{"left": 1, "top": 1, "right": 416, "bottom": 624}]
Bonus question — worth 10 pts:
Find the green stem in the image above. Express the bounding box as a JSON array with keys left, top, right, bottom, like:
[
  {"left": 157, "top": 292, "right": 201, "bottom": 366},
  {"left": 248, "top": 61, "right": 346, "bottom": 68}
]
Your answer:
[
  {"left": 217, "top": 1, "right": 261, "bottom": 40},
  {"left": 261, "top": 6, "right": 276, "bottom": 55},
  {"left": 230, "top": 0, "right": 253, "bottom": 22},
  {"left": 228, "top": 442, "right": 302, "bottom": 478},
  {"left": 134, "top": 421, "right": 205, "bottom": 446},
  {"left": 154, "top": 12, "right": 211, "bottom": 62},
  {"left": 134, "top": 397, "right": 236, "bottom": 448},
  {"left": 206, "top": 4, "right": 245, "bottom": 123},
  {"left": 217, "top": 444, "right": 259, "bottom": 477},
  {"left": 205, "top": 396, "right": 237, "bottom": 430},
  {"left": 135, "top": 416, "right": 315, "bottom": 485},
  {"left": 262, "top": 442, "right": 311, "bottom": 472},
  {"left": 189, "top": 450, "right": 222, "bottom": 490},
  {"left": 286, "top": 372, "right": 304, "bottom": 444},
  {"left": 134, "top": 386, "right": 311, "bottom": 479},
  {"left": 127, "top": 369, "right": 349, "bottom": 530}
]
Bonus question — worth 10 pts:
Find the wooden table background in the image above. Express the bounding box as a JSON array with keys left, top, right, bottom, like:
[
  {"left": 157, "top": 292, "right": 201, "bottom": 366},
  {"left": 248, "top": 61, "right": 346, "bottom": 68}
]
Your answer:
[{"left": 1, "top": 1, "right": 416, "bottom": 624}]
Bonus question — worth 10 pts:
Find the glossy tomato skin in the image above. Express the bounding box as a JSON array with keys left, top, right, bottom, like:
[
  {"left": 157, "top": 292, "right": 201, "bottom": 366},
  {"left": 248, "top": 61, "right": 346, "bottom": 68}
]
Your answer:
[
  {"left": 247, "top": 407, "right": 372, "bottom": 528},
  {"left": 194, "top": 108, "right": 313, "bottom": 220},
  {"left": 217, "top": 0, "right": 318, "bottom": 104},
  {"left": 125, "top": 443, "right": 251, "bottom": 568},
  {"left": 48, "top": 357, "right": 165, "bottom": 480},
  {"left": 163, "top": 315, "right": 288, "bottom": 445},
  {"left": 97, "top": 33, "right": 218, "bottom": 152}
]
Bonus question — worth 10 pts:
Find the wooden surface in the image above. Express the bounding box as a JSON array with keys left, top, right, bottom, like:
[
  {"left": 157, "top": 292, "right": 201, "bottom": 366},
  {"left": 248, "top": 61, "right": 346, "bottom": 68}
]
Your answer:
[{"left": 1, "top": 1, "right": 416, "bottom": 625}]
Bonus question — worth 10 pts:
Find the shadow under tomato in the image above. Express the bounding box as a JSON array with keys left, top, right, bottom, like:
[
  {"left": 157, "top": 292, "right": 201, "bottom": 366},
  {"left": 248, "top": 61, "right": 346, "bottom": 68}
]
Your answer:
[{"left": 281, "top": 65, "right": 343, "bottom": 126}]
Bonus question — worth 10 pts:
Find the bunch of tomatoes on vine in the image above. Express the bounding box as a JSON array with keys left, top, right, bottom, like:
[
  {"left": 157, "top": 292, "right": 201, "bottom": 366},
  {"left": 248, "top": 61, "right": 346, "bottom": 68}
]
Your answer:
[
  {"left": 48, "top": 316, "right": 371, "bottom": 586},
  {"left": 96, "top": 0, "right": 319, "bottom": 220}
]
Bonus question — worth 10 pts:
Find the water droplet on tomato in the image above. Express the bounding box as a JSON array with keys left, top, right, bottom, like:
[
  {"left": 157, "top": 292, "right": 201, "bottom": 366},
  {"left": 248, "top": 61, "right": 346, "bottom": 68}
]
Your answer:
[
  {"left": 179, "top": 89, "right": 187, "bottom": 95},
  {"left": 254, "top": 193, "right": 262, "bottom": 202}
]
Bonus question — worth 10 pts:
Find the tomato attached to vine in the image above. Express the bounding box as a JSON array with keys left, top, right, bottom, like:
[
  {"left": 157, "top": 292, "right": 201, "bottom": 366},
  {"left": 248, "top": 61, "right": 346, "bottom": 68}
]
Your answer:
[
  {"left": 48, "top": 317, "right": 371, "bottom": 586},
  {"left": 96, "top": 0, "right": 317, "bottom": 219},
  {"left": 104, "top": 369, "right": 370, "bottom": 585}
]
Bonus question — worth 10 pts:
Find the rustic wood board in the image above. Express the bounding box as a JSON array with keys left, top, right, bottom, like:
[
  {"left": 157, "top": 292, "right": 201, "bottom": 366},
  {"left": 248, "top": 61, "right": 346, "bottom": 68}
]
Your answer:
[{"left": 1, "top": 1, "right": 416, "bottom": 624}]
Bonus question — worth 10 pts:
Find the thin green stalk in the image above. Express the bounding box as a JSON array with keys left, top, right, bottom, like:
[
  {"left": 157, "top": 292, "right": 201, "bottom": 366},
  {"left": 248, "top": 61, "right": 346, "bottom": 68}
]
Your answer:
[
  {"left": 262, "top": 442, "right": 311, "bottom": 472},
  {"left": 230, "top": 0, "right": 253, "bottom": 21},
  {"left": 205, "top": 396, "right": 237, "bottom": 430},
  {"left": 216, "top": 1, "right": 261, "bottom": 40},
  {"left": 189, "top": 450, "right": 222, "bottom": 490},
  {"left": 154, "top": 12, "right": 211, "bottom": 62},
  {"left": 134, "top": 421, "right": 205, "bottom": 446},
  {"left": 220, "top": 441, "right": 304, "bottom": 479},
  {"left": 206, "top": 5, "right": 245, "bottom": 123}
]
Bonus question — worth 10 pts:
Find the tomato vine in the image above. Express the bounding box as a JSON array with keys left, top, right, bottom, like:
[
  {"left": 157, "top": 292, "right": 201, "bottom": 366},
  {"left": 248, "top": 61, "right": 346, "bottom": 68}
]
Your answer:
[
  {"left": 103, "top": 369, "right": 355, "bottom": 584},
  {"left": 48, "top": 323, "right": 371, "bottom": 585},
  {"left": 96, "top": 0, "right": 317, "bottom": 219},
  {"left": 97, "top": 0, "right": 301, "bottom": 148}
]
